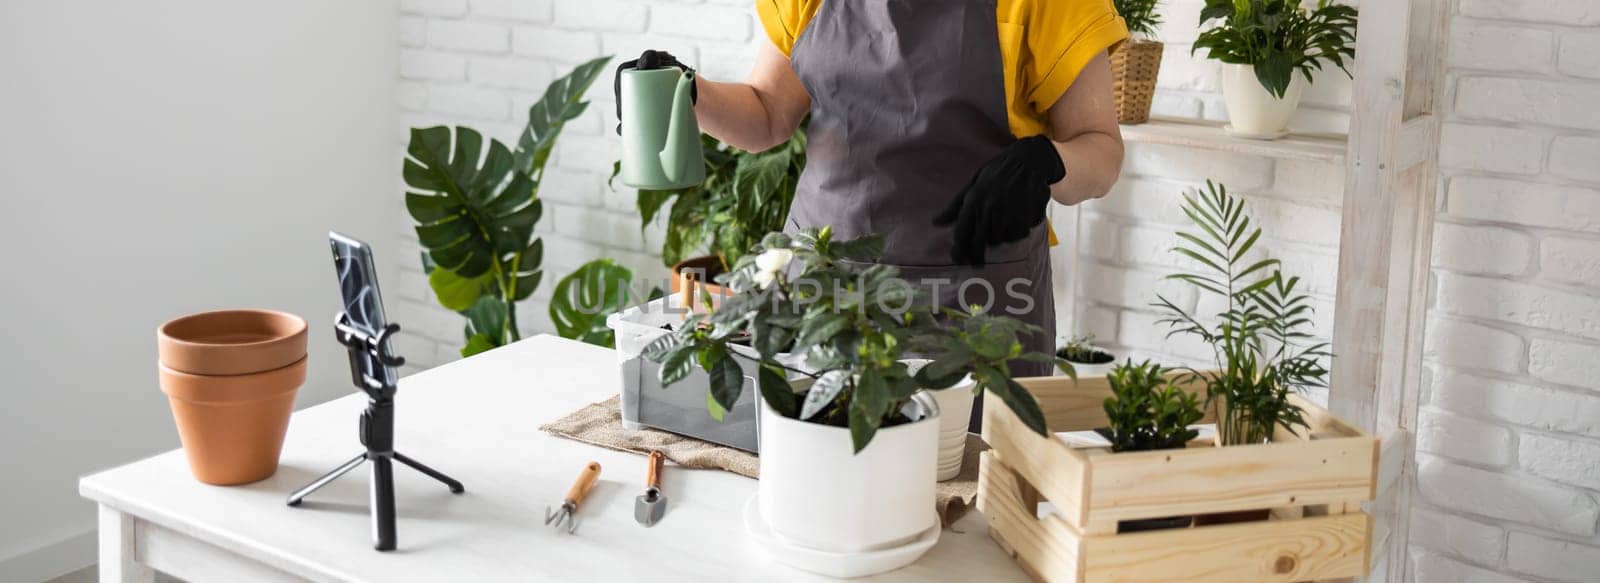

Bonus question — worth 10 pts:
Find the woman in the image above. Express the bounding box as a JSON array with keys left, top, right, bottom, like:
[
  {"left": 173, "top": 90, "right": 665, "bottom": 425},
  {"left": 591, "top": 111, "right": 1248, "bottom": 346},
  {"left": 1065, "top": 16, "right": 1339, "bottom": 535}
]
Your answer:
[{"left": 627, "top": 0, "right": 1127, "bottom": 380}]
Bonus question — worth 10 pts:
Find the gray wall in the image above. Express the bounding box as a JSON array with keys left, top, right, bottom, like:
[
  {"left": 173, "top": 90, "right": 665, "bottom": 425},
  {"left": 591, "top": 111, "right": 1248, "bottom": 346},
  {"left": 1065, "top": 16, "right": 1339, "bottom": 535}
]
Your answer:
[{"left": 0, "top": 1, "right": 398, "bottom": 579}]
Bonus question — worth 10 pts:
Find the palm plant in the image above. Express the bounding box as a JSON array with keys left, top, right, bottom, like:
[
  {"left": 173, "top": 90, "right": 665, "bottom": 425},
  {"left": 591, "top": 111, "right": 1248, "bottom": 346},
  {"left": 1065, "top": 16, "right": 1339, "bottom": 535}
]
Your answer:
[
  {"left": 407, "top": 56, "right": 610, "bottom": 357},
  {"left": 1154, "top": 181, "right": 1328, "bottom": 445},
  {"left": 1192, "top": 0, "right": 1358, "bottom": 98}
]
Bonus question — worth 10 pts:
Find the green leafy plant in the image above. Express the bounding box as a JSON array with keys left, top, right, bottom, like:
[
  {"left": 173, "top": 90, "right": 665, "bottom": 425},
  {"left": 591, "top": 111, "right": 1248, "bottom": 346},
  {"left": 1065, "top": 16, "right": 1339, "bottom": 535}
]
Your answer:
[
  {"left": 550, "top": 258, "right": 656, "bottom": 347},
  {"left": 1192, "top": 0, "right": 1358, "bottom": 98},
  {"left": 406, "top": 56, "right": 610, "bottom": 357},
  {"left": 1114, "top": 0, "right": 1164, "bottom": 38},
  {"left": 619, "top": 123, "right": 807, "bottom": 271},
  {"left": 1154, "top": 181, "right": 1328, "bottom": 445},
  {"left": 1057, "top": 334, "right": 1115, "bottom": 364},
  {"left": 643, "top": 227, "right": 1072, "bottom": 452},
  {"left": 1100, "top": 360, "right": 1203, "bottom": 452}
]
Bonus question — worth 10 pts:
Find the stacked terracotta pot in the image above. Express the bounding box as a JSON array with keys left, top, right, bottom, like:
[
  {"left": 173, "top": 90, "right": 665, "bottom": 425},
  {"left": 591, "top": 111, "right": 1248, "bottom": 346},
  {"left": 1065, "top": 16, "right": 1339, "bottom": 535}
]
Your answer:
[{"left": 157, "top": 309, "right": 307, "bottom": 485}]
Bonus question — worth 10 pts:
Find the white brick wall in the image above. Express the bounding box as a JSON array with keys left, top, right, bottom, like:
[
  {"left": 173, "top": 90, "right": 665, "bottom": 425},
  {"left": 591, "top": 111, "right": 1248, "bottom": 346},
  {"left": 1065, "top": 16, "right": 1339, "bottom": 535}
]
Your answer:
[
  {"left": 391, "top": 0, "right": 748, "bottom": 371},
  {"left": 1411, "top": 1, "right": 1600, "bottom": 581},
  {"left": 388, "top": 3, "right": 1600, "bottom": 580}
]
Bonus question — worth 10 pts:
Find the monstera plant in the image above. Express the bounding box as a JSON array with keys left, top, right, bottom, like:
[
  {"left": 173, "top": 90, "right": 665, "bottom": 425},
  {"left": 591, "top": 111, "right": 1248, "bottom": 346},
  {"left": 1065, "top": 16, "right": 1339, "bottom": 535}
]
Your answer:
[
  {"left": 549, "top": 258, "right": 642, "bottom": 347},
  {"left": 407, "top": 56, "right": 610, "bottom": 357}
]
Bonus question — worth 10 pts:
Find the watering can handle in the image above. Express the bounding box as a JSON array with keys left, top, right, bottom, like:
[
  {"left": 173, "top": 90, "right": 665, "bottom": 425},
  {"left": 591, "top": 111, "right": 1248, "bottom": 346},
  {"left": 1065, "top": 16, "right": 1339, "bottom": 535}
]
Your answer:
[
  {"left": 659, "top": 70, "right": 698, "bottom": 183},
  {"left": 613, "top": 51, "right": 697, "bottom": 135}
]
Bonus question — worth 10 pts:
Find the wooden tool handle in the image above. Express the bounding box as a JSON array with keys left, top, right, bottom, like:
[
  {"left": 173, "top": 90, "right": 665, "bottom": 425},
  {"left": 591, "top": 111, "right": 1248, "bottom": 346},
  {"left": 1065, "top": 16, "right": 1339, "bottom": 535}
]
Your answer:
[
  {"left": 566, "top": 461, "right": 602, "bottom": 506},
  {"left": 645, "top": 451, "right": 665, "bottom": 489},
  {"left": 677, "top": 272, "right": 696, "bottom": 317}
]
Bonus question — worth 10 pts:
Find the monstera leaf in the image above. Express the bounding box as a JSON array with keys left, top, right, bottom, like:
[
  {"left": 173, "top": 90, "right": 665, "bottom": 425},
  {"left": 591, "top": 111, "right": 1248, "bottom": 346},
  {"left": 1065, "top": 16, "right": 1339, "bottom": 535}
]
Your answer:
[
  {"left": 406, "top": 58, "right": 610, "bottom": 357},
  {"left": 406, "top": 126, "right": 541, "bottom": 281},
  {"left": 550, "top": 259, "right": 634, "bottom": 347},
  {"left": 515, "top": 56, "right": 610, "bottom": 177}
]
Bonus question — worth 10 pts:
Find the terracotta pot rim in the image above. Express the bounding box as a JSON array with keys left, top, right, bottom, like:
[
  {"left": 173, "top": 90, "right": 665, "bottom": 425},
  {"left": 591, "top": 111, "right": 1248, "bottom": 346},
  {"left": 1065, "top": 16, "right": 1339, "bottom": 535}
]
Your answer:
[
  {"left": 158, "top": 309, "right": 308, "bottom": 375},
  {"left": 160, "top": 308, "right": 307, "bottom": 351},
  {"left": 160, "top": 357, "right": 306, "bottom": 404}
]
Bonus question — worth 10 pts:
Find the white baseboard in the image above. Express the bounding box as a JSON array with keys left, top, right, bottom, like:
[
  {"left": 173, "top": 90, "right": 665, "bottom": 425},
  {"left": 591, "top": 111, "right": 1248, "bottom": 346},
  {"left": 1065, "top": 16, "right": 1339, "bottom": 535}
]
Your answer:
[{"left": 0, "top": 529, "right": 96, "bottom": 583}]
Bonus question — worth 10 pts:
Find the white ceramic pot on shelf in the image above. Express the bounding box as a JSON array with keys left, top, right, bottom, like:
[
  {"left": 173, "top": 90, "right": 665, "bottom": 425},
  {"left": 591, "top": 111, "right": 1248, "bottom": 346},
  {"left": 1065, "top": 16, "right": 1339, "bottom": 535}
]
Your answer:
[
  {"left": 754, "top": 390, "right": 940, "bottom": 574},
  {"left": 901, "top": 359, "right": 974, "bottom": 481},
  {"left": 1220, "top": 63, "right": 1307, "bottom": 139}
]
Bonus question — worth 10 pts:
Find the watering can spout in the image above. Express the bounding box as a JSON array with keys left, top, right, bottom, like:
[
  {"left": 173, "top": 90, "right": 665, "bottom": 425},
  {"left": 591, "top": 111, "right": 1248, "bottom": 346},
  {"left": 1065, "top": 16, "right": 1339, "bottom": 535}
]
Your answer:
[{"left": 659, "top": 71, "right": 698, "bottom": 183}]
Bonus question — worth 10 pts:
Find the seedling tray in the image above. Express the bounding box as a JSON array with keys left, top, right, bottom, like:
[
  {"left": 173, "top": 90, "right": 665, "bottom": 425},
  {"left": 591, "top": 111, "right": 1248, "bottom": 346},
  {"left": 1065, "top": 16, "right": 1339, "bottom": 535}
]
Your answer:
[{"left": 977, "top": 374, "right": 1377, "bottom": 583}]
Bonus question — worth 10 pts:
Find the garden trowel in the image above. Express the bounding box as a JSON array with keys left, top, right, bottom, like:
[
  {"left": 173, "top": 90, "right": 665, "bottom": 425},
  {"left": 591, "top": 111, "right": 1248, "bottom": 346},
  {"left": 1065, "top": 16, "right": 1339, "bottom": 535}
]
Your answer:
[{"left": 634, "top": 451, "right": 668, "bottom": 526}]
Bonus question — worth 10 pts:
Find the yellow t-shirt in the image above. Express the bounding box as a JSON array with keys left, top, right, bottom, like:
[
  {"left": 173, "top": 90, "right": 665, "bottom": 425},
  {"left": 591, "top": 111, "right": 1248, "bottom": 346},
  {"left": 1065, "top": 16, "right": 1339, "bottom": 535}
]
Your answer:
[{"left": 757, "top": 0, "right": 1129, "bottom": 139}]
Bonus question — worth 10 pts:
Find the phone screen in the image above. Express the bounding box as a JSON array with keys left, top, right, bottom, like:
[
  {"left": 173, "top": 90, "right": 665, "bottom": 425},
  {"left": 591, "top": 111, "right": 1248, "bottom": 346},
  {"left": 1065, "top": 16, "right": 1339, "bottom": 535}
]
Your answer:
[{"left": 329, "top": 232, "right": 398, "bottom": 387}]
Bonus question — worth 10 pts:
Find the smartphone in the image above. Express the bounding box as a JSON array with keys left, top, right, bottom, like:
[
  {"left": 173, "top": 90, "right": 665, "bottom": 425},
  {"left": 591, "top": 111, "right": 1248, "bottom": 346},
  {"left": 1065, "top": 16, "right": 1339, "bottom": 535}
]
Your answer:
[{"left": 329, "top": 232, "right": 398, "bottom": 388}]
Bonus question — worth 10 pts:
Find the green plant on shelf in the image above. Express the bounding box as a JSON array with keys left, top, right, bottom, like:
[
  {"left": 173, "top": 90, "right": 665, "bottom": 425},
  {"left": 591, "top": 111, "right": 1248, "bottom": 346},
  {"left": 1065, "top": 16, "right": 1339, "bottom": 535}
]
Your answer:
[
  {"left": 1100, "top": 360, "right": 1204, "bottom": 452},
  {"left": 405, "top": 56, "right": 611, "bottom": 357},
  {"left": 1192, "top": 0, "right": 1357, "bottom": 98},
  {"left": 1114, "top": 0, "right": 1164, "bottom": 38},
  {"left": 1154, "top": 180, "right": 1328, "bottom": 445}
]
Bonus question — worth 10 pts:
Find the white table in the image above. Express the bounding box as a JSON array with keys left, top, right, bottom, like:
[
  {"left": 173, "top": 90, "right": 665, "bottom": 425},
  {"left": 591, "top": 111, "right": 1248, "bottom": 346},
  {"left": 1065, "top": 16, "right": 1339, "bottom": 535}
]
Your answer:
[{"left": 80, "top": 335, "right": 1029, "bottom": 582}]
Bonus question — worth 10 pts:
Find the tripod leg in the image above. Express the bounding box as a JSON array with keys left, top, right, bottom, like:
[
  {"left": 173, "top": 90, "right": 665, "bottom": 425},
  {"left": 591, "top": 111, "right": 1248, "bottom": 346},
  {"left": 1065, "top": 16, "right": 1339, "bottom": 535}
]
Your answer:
[
  {"left": 286, "top": 453, "right": 367, "bottom": 507},
  {"left": 371, "top": 456, "right": 397, "bottom": 551},
  {"left": 394, "top": 452, "right": 466, "bottom": 494}
]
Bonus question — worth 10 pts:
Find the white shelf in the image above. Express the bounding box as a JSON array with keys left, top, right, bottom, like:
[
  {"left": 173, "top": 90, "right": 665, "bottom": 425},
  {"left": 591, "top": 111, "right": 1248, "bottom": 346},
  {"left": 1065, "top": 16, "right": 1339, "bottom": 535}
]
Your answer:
[{"left": 1120, "top": 116, "right": 1348, "bottom": 164}]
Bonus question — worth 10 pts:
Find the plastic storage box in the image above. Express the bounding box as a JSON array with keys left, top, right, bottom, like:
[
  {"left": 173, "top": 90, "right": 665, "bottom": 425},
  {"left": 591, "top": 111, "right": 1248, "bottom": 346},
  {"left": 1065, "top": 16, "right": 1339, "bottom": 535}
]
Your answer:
[{"left": 608, "top": 296, "right": 764, "bottom": 451}]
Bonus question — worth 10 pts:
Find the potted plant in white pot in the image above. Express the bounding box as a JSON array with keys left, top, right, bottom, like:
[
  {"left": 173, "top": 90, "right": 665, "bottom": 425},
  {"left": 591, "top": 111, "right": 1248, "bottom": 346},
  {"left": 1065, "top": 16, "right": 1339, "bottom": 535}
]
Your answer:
[
  {"left": 1193, "top": 0, "right": 1357, "bottom": 139},
  {"left": 1056, "top": 333, "right": 1118, "bottom": 377},
  {"left": 644, "top": 227, "right": 1066, "bottom": 577}
]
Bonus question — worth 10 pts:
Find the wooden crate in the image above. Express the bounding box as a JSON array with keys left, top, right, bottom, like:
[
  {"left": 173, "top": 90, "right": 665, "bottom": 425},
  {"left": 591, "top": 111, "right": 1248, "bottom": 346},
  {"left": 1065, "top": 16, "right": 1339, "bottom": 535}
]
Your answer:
[{"left": 977, "top": 374, "right": 1377, "bottom": 583}]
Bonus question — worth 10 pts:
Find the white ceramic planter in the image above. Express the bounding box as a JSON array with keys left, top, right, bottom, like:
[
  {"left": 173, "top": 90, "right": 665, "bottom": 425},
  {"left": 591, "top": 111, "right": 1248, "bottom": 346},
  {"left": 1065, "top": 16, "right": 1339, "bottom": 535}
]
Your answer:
[
  {"left": 1068, "top": 359, "right": 1117, "bottom": 379},
  {"left": 901, "top": 359, "right": 974, "bottom": 481},
  {"left": 928, "top": 383, "right": 973, "bottom": 481},
  {"left": 1220, "top": 63, "right": 1306, "bottom": 138},
  {"left": 757, "top": 392, "right": 940, "bottom": 556},
  {"left": 1056, "top": 343, "right": 1118, "bottom": 379}
]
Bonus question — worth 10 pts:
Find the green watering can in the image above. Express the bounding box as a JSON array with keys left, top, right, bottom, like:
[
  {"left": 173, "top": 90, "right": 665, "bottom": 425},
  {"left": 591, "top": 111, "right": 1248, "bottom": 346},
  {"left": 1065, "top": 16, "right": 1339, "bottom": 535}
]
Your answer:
[{"left": 616, "top": 52, "right": 705, "bottom": 190}]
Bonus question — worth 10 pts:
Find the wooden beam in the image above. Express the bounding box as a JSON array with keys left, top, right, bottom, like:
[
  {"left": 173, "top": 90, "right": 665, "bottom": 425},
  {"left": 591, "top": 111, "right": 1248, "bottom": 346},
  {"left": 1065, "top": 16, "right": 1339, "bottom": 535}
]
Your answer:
[{"left": 1332, "top": 1, "right": 1449, "bottom": 581}]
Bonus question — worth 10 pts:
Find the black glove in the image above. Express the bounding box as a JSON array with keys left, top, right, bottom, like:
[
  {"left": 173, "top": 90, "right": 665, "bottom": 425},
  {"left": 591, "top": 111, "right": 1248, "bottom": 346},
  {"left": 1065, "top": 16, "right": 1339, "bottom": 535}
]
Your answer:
[
  {"left": 613, "top": 50, "right": 697, "bottom": 135},
  {"left": 934, "top": 135, "right": 1065, "bottom": 266}
]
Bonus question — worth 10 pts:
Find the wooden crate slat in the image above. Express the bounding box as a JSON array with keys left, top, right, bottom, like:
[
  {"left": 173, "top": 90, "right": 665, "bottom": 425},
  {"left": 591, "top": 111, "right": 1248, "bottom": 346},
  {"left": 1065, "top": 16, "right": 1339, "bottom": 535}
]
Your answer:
[
  {"left": 979, "top": 452, "right": 1083, "bottom": 582},
  {"left": 1086, "top": 435, "right": 1377, "bottom": 522},
  {"left": 1080, "top": 512, "right": 1371, "bottom": 583},
  {"left": 983, "top": 391, "right": 1091, "bottom": 526}
]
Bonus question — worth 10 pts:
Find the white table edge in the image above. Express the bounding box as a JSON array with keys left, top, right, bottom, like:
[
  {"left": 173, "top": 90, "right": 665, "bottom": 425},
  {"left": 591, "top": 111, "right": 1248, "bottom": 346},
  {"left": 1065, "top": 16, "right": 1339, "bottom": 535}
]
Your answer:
[{"left": 80, "top": 475, "right": 355, "bottom": 582}]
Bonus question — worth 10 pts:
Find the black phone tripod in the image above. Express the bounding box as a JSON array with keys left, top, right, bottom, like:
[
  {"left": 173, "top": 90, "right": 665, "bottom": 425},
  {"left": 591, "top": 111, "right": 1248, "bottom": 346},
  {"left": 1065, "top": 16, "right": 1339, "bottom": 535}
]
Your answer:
[{"left": 285, "top": 313, "right": 464, "bottom": 551}]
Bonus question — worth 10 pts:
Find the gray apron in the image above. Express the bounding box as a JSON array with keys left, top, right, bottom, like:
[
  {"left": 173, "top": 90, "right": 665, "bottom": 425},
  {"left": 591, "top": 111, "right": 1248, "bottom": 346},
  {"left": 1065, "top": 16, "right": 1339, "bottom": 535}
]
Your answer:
[{"left": 787, "top": 0, "right": 1057, "bottom": 392}]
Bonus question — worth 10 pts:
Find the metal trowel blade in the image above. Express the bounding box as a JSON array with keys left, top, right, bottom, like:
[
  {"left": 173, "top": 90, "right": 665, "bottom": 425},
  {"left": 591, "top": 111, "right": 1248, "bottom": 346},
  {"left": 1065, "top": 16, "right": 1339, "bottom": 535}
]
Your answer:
[{"left": 634, "top": 488, "right": 666, "bottom": 526}]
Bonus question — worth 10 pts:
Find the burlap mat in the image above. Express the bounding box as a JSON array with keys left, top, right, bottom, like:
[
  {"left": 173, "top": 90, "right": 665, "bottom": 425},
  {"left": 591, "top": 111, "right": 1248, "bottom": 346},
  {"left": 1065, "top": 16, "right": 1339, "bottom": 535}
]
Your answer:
[{"left": 539, "top": 396, "right": 984, "bottom": 526}]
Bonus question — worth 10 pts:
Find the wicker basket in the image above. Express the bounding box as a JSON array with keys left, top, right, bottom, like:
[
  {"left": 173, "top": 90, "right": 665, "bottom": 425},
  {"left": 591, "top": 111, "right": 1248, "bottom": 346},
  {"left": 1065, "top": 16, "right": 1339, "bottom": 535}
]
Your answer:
[{"left": 1110, "top": 39, "right": 1164, "bottom": 125}]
